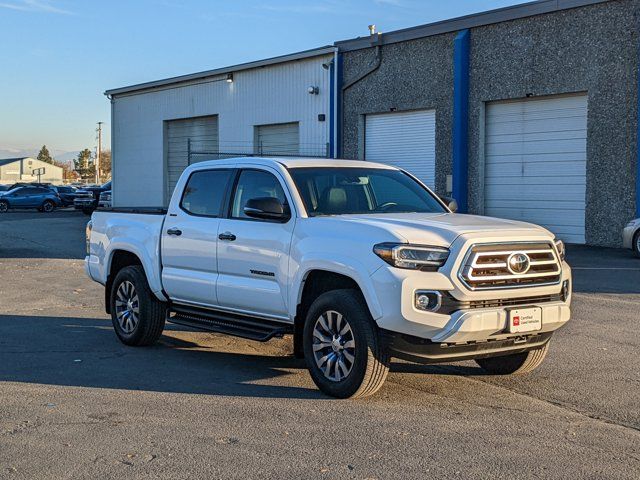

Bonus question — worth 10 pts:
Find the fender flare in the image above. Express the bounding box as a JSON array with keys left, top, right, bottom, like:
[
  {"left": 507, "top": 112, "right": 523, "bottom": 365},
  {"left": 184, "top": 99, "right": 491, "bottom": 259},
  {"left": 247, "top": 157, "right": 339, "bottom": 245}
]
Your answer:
[
  {"left": 289, "top": 254, "right": 383, "bottom": 320},
  {"left": 105, "top": 240, "right": 167, "bottom": 302}
]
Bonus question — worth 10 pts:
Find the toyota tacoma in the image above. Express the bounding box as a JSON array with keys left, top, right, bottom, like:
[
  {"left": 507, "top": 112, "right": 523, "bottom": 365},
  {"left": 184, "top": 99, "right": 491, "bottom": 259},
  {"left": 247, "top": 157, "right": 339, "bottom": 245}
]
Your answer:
[{"left": 85, "top": 157, "right": 571, "bottom": 398}]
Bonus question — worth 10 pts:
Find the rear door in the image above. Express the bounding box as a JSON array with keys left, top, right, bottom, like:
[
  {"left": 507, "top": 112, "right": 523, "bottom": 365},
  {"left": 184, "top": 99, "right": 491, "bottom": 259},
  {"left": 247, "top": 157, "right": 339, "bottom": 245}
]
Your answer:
[
  {"left": 216, "top": 168, "right": 295, "bottom": 319},
  {"left": 160, "top": 168, "right": 233, "bottom": 306},
  {"left": 21, "top": 187, "right": 42, "bottom": 207}
]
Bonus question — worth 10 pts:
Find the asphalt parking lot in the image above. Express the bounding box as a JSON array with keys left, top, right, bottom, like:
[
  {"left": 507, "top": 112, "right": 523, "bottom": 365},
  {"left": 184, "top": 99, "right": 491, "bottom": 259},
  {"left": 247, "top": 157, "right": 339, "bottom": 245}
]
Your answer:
[{"left": 1, "top": 210, "right": 639, "bottom": 479}]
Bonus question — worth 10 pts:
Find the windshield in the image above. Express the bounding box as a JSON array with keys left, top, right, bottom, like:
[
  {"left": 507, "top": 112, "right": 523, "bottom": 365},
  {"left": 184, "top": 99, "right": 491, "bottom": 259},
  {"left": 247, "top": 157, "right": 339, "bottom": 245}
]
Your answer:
[{"left": 289, "top": 167, "right": 446, "bottom": 216}]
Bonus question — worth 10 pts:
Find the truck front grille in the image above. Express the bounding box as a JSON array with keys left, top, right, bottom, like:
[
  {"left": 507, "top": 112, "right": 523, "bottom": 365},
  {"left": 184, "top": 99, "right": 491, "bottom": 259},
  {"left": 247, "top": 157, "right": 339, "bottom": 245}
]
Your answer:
[{"left": 458, "top": 242, "right": 562, "bottom": 290}]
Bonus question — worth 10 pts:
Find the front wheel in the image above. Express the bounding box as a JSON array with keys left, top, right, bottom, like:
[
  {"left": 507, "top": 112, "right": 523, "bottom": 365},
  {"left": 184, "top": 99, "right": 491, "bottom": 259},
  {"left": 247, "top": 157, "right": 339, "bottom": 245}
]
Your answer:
[
  {"left": 41, "top": 200, "right": 55, "bottom": 213},
  {"left": 633, "top": 231, "right": 640, "bottom": 258},
  {"left": 303, "top": 289, "right": 390, "bottom": 399},
  {"left": 110, "top": 265, "right": 166, "bottom": 346},
  {"left": 0, "top": 200, "right": 8, "bottom": 213},
  {"left": 475, "top": 342, "right": 550, "bottom": 375}
]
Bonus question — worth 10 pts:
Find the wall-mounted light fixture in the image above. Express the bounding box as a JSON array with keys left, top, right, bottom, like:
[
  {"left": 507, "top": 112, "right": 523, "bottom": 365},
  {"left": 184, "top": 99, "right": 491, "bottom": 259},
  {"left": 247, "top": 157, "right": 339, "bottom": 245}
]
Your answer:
[
  {"left": 308, "top": 86, "right": 319, "bottom": 95},
  {"left": 226, "top": 73, "right": 234, "bottom": 83}
]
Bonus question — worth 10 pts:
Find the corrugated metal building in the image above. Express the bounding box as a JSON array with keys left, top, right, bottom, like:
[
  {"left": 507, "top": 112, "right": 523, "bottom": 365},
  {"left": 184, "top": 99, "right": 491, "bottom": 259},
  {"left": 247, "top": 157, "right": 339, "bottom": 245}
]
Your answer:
[
  {"left": 336, "top": 0, "right": 638, "bottom": 246},
  {"left": 106, "top": 47, "right": 337, "bottom": 207},
  {"left": 0, "top": 157, "right": 63, "bottom": 185}
]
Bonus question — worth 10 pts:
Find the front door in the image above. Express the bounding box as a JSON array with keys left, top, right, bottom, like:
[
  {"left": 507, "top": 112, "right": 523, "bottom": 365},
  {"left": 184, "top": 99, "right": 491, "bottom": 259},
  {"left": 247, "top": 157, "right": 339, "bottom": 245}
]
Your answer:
[
  {"left": 160, "top": 168, "right": 233, "bottom": 306},
  {"left": 216, "top": 168, "right": 295, "bottom": 319}
]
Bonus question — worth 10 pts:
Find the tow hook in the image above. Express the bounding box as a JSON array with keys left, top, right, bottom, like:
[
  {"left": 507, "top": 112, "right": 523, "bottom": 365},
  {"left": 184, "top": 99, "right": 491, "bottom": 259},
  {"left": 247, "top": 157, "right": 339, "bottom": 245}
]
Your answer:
[{"left": 513, "top": 335, "right": 528, "bottom": 344}]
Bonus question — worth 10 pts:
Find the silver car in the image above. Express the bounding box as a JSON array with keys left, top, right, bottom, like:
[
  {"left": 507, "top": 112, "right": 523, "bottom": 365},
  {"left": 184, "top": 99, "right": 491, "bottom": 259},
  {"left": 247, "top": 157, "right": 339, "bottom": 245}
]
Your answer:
[{"left": 623, "top": 218, "right": 640, "bottom": 257}]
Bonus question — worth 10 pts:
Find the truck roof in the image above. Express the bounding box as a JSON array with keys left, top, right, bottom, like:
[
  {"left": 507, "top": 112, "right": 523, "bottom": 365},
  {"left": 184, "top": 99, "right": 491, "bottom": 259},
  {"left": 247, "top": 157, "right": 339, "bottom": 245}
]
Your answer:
[{"left": 192, "top": 157, "right": 397, "bottom": 170}]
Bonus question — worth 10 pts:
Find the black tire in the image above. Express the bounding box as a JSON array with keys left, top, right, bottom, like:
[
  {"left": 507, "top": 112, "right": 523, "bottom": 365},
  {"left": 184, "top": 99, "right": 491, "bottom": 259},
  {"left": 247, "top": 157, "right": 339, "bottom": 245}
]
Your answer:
[
  {"left": 82, "top": 208, "right": 94, "bottom": 215},
  {"left": 110, "top": 265, "right": 166, "bottom": 346},
  {"left": 303, "top": 289, "right": 390, "bottom": 399},
  {"left": 633, "top": 231, "right": 640, "bottom": 258},
  {"left": 0, "top": 200, "right": 8, "bottom": 213},
  {"left": 41, "top": 200, "right": 55, "bottom": 213},
  {"left": 475, "top": 342, "right": 550, "bottom": 375}
]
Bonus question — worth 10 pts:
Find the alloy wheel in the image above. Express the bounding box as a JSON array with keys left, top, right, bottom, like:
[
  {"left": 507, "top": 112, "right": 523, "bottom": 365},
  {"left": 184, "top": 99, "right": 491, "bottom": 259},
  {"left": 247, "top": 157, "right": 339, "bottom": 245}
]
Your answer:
[
  {"left": 312, "top": 310, "right": 356, "bottom": 382},
  {"left": 114, "top": 280, "right": 140, "bottom": 334}
]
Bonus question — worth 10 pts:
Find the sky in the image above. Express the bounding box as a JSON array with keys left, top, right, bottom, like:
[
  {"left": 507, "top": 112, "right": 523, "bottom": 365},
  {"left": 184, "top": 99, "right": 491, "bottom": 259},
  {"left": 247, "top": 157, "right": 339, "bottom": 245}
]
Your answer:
[{"left": 0, "top": 0, "right": 522, "bottom": 159}]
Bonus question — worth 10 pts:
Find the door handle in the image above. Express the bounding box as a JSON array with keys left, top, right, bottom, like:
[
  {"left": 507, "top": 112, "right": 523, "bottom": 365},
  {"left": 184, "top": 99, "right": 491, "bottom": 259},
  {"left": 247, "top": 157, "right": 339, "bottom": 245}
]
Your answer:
[
  {"left": 218, "top": 232, "right": 236, "bottom": 241},
  {"left": 166, "top": 228, "right": 182, "bottom": 236}
]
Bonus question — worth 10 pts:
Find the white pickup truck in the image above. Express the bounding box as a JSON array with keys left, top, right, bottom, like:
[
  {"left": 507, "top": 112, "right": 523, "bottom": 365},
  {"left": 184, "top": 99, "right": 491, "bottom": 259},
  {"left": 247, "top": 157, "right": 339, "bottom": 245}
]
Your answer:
[{"left": 85, "top": 157, "right": 571, "bottom": 398}]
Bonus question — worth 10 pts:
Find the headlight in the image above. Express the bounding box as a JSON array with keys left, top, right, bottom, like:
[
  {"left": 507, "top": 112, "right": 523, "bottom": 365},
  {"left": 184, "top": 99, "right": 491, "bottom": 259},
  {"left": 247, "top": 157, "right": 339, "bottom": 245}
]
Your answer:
[
  {"left": 627, "top": 219, "right": 639, "bottom": 227},
  {"left": 85, "top": 220, "right": 92, "bottom": 255},
  {"left": 373, "top": 243, "right": 449, "bottom": 270},
  {"left": 554, "top": 239, "right": 565, "bottom": 262}
]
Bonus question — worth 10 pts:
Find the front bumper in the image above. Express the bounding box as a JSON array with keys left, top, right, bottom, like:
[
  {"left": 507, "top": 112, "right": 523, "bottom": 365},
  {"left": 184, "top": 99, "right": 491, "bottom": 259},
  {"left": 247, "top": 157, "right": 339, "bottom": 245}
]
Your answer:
[
  {"left": 74, "top": 198, "right": 96, "bottom": 209},
  {"left": 385, "top": 330, "right": 553, "bottom": 364},
  {"left": 623, "top": 225, "right": 637, "bottom": 249},
  {"left": 370, "top": 260, "right": 572, "bottom": 345}
]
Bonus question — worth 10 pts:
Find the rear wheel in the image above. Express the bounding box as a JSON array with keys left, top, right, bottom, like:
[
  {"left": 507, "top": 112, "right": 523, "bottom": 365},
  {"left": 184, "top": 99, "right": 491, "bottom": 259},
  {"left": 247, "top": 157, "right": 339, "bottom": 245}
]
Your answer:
[
  {"left": 475, "top": 342, "right": 550, "bottom": 375},
  {"left": 0, "top": 200, "right": 8, "bottom": 213},
  {"left": 41, "top": 200, "right": 55, "bottom": 213},
  {"left": 110, "top": 265, "right": 166, "bottom": 346},
  {"left": 303, "top": 289, "right": 389, "bottom": 399},
  {"left": 633, "top": 231, "right": 640, "bottom": 258}
]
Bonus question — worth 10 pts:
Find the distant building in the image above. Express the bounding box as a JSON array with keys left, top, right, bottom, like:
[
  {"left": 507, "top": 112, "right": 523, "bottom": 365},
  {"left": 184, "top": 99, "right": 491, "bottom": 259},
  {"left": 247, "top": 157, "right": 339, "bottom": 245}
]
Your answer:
[
  {"left": 106, "top": 46, "right": 337, "bottom": 207},
  {"left": 0, "top": 157, "right": 63, "bottom": 185},
  {"left": 336, "top": 0, "right": 636, "bottom": 246}
]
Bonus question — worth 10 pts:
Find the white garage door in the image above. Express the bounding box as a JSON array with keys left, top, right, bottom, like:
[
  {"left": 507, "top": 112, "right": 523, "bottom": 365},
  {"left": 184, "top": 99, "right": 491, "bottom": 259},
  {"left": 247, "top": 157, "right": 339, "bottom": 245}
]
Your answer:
[
  {"left": 255, "top": 122, "right": 299, "bottom": 156},
  {"left": 484, "top": 94, "right": 587, "bottom": 244},
  {"left": 365, "top": 110, "right": 436, "bottom": 188},
  {"left": 166, "top": 116, "right": 218, "bottom": 200}
]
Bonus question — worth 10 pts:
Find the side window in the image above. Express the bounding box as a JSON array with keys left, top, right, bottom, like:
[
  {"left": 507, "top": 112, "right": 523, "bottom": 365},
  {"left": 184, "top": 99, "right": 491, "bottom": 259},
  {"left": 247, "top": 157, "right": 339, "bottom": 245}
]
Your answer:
[
  {"left": 180, "top": 169, "right": 232, "bottom": 217},
  {"left": 231, "top": 170, "right": 287, "bottom": 219}
]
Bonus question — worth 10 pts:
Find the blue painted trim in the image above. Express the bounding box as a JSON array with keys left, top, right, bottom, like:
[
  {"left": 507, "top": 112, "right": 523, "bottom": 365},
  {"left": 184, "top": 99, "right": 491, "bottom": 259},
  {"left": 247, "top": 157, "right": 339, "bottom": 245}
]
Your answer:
[
  {"left": 637, "top": 44, "right": 640, "bottom": 216},
  {"left": 452, "top": 29, "right": 470, "bottom": 213},
  {"left": 329, "top": 58, "right": 335, "bottom": 158},
  {"left": 336, "top": 53, "right": 344, "bottom": 158}
]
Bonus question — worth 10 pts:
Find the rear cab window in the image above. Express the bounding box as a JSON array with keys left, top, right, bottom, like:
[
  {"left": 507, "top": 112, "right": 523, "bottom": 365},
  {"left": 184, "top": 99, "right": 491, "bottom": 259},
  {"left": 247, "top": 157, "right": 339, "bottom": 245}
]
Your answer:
[{"left": 180, "top": 169, "right": 233, "bottom": 217}]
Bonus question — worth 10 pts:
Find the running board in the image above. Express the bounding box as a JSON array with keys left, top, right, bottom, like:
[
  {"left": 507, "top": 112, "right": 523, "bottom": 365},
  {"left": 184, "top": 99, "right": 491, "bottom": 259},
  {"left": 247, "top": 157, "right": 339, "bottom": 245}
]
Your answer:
[{"left": 168, "top": 304, "right": 293, "bottom": 342}]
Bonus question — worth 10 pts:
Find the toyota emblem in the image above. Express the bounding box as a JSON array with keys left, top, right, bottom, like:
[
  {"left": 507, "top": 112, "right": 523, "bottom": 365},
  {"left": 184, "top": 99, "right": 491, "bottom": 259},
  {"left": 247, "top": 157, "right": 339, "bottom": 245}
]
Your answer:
[{"left": 507, "top": 253, "right": 530, "bottom": 274}]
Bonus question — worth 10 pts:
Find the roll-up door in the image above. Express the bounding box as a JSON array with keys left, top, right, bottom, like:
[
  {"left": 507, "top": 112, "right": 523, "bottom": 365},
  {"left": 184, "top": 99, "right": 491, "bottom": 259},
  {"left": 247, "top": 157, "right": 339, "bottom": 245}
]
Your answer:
[
  {"left": 255, "top": 122, "right": 299, "bottom": 156},
  {"left": 365, "top": 110, "right": 436, "bottom": 188},
  {"left": 166, "top": 116, "right": 218, "bottom": 200},
  {"left": 484, "top": 94, "right": 587, "bottom": 244}
]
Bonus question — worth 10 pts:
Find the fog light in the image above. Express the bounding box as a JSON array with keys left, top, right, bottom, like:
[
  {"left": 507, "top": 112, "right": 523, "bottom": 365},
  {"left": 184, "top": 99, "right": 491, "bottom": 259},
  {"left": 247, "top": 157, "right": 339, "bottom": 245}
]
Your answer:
[{"left": 415, "top": 290, "right": 442, "bottom": 312}]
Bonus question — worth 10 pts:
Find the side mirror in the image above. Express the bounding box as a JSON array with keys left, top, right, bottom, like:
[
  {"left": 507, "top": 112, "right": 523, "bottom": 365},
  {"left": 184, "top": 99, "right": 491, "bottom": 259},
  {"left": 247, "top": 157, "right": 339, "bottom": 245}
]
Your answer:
[
  {"left": 439, "top": 195, "right": 458, "bottom": 213},
  {"left": 244, "top": 197, "right": 290, "bottom": 222}
]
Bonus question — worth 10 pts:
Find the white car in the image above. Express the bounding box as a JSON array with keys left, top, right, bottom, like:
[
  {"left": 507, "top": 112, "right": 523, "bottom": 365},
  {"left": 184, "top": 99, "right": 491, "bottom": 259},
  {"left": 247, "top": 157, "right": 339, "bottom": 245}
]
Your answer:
[
  {"left": 85, "top": 157, "right": 571, "bottom": 398},
  {"left": 623, "top": 218, "right": 640, "bottom": 256}
]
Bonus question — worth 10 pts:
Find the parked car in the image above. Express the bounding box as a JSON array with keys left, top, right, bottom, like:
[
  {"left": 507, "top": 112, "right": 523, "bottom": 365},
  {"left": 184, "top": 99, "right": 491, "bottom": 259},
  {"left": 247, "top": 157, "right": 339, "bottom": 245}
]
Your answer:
[
  {"left": 98, "top": 190, "right": 112, "bottom": 209},
  {"left": 0, "top": 186, "right": 62, "bottom": 213},
  {"left": 623, "top": 218, "right": 640, "bottom": 256},
  {"left": 74, "top": 181, "right": 111, "bottom": 214},
  {"left": 49, "top": 185, "right": 79, "bottom": 207},
  {"left": 85, "top": 157, "right": 571, "bottom": 399},
  {"left": 6, "top": 182, "right": 53, "bottom": 190}
]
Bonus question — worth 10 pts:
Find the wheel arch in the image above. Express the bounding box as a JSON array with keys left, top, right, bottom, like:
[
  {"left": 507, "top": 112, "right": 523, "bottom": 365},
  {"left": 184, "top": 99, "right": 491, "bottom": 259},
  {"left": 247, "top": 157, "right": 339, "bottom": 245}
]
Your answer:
[
  {"left": 104, "top": 248, "right": 165, "bottom": 313},
  {"left": 292, "top": 267, "right": 381, "bottom": 358}
]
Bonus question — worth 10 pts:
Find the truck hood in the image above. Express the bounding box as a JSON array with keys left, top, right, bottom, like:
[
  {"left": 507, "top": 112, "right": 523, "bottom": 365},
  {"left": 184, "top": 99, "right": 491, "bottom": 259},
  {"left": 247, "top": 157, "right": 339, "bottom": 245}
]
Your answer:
[{"left": 332, "top": 212, "right": 552, "bottom": 246}]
